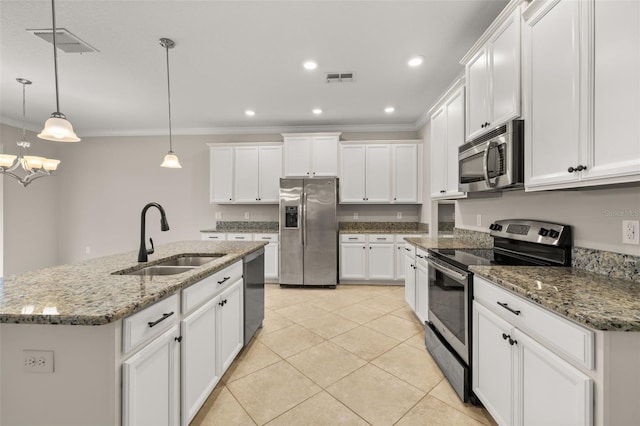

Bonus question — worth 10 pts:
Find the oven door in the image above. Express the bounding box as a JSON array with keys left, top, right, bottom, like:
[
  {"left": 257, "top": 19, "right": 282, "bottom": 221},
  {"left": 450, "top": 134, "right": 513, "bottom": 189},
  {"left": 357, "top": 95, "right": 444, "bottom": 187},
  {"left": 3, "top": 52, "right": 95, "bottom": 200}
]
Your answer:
[
  {"left": 427, "top": 256, "right": 471, "bottom": 364},
  {"left": 458, "top": 140, "right": 507, "bottom": 192}
]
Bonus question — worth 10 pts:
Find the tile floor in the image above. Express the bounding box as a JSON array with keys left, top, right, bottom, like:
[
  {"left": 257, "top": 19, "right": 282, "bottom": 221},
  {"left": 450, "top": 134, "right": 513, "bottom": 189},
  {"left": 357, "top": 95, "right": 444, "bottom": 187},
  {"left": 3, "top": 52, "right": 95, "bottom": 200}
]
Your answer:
[{"left": 191, "top": 284, "right": 497, "bottom": 426}]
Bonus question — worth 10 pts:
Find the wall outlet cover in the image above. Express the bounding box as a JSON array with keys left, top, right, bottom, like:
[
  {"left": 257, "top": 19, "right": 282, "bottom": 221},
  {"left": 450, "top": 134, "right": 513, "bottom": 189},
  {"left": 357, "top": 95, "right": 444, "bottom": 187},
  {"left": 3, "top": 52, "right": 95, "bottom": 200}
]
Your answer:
[
  {"left": 23, "top": 350, "right": 54, "bottom": 373},
  {"left": 397, "top": 212, "right": 402, "bottom": 219},
  {"left": 215, "top": 212, "right": 222, "bottom": 219},
  {"left": 622, "top": 220, "right": 639, "bottom": 244},
  {"left": 476, "top": 214, "right": 482, "bottom": 227},
  {"left": 244, "top": 212, "right": 250, "bottom": 220},
  {"left": 353, "top": 212, "right": 358, "bottom": 220}
]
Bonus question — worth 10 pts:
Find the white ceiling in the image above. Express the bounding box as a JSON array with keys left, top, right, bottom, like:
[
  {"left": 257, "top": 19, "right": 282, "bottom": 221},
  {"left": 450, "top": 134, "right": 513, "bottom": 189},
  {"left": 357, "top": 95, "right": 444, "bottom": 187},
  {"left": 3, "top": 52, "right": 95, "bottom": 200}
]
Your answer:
[{"left": 0, "top": 0, "right": 508, "bottom": 137}]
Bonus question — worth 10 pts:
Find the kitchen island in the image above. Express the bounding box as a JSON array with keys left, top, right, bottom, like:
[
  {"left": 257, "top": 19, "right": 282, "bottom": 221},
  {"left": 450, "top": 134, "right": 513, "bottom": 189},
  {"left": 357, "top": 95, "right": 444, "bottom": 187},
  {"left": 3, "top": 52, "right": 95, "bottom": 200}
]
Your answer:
[{"left": 0, "top": 240, "right": 266, "bottom": 426}]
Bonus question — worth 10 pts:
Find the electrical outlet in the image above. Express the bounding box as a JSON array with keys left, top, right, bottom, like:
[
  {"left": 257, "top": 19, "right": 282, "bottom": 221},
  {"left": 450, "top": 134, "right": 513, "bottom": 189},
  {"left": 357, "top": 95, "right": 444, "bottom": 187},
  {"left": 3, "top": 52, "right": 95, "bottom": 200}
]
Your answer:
[
  {"left": 353, "top": 212, "right": 358, "bottom": 220},
  {"left": 244, "top": 211, "right": 250, "bottom": 220},
  {"left": 23, "top": 350, "right": 54, "bottom": 373},
  {"left": 397, "top": 212, "right": 402, "bottom": 219},
  {"left": 215, "top": 211, "right": 222, "bottom": 220},
  {"left": 476, "top": 214, "right": 482, "bottom": 227},
  {"left": 85, "top": 246, "right": 91, "bottom": 254},
  {"left": 622, "top": 220, "right": 639, "bottom": 244}
]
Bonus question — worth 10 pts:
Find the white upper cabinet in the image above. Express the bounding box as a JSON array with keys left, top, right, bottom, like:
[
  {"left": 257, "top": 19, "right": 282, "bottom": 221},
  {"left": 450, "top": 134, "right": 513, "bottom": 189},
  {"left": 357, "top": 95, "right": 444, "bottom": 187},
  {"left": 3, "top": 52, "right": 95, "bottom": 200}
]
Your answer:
[
  {"left": 340, "top": 142, "right": 421, "bottom": 204},
  {"left": 209, "top": 144, "right": 282, "bottom": 204},
  {"left": 282, "top": 133, "right": 340, "bottom": 177},
  {"left": 430, "top": 83, "right": 466, "bottom": 199},
  {"left": 523, "top": 0, "right": 640, "bottom": 190},
  {"left": 464, "top": 6, "right": 522, "bottom": 140}
]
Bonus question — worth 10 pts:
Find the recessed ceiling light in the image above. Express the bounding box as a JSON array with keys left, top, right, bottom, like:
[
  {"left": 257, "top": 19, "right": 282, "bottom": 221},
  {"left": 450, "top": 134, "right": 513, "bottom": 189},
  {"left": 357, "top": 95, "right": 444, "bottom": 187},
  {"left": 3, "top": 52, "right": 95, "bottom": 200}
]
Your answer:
[
  {"left": 408, "top": 56, "right": 424, "bottom": 67},
  {"left": 245, "top": 110, "right": 255, "bottom": 117},
  {"left": 385, "top": 106, "right": 395, "bottom": 113},
  {"left": 312, "top": 108, "right": 322, "bottom": 115},
  {"left": 303, "top": 60, "right": 318, "bottom": 70}
]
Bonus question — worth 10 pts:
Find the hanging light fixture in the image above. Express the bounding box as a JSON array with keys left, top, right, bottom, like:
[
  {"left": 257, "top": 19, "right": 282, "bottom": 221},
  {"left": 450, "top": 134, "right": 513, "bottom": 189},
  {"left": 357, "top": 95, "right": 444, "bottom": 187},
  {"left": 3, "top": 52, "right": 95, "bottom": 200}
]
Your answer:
[
  {"left": 0, "top": 78, "right": 61, "bottom": 187},
  {"left": 37, "top": 0, "right": 80, "bottom": 142},
  {"left": 159, "top": 37, "right": 182, "bottom": 169}
]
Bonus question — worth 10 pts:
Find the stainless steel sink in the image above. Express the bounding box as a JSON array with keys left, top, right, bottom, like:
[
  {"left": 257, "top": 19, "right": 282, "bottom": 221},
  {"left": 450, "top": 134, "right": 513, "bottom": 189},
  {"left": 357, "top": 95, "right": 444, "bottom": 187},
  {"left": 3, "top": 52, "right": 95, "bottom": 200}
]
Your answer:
[
  {"left": 155, "top": 254, "right": 224, "bottom": 267},
  {"left": 121, "top": 265, "right": 196, "bottom": 276}
]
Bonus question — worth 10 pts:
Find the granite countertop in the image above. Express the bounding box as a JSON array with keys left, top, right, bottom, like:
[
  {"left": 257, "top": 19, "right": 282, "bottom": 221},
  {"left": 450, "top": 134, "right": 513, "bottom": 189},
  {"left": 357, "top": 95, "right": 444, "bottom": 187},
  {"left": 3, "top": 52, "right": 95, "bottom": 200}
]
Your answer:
[
  {"left": 0, "top": 241, "right": 266, "bottom": 326},
  {"left": 339, "top": 222, "right": 429, "bottom": 235},
  {"left": 470, "top": 265, "right": 640, "bottom": 332},
  {"left": 404, "top": 237, "right": 492, "bottom": 250}
]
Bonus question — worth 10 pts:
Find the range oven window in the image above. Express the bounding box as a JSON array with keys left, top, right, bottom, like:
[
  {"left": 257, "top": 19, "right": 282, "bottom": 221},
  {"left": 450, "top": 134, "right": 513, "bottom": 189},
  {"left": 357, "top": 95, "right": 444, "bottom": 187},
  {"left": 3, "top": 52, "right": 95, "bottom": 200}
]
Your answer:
[{"left": 428, "top": 266, "right": 466, "bottom": 345}]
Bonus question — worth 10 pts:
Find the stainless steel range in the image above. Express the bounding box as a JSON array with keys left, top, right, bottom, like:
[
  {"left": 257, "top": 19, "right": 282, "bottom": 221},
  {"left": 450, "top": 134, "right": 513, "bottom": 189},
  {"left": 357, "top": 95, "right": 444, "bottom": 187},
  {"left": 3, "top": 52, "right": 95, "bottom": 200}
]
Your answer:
[{"left": 424, "top": 219, "right": 572, "bottom": 403}]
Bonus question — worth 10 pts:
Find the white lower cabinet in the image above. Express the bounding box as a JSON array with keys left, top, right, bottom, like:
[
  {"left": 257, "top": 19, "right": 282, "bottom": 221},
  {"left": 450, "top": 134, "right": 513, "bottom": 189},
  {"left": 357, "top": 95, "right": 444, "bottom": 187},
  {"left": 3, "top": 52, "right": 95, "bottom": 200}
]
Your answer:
[
  {"left": 404, "top": 246, "right": 416, "bottom": 310},
  {"left": 340, "top": 240, "right": 367, "bottom": 280},
  {"left": 340, "top": 234, "right": 410, "bottom": 281},
  {"left": 122, "top": 325, "right": 181, "bottom": 426},
  {"left": 368, "top": 242, "right": 395, "bottom": 280},
  {"left": 473, "top": 278, "right": 593, "bottom": 426},
  {"left": 414, "top": 251, "right": 429, "bottom": 323},
  {"left": 217, "top": 278, "right": 244, "bottom": 373}
]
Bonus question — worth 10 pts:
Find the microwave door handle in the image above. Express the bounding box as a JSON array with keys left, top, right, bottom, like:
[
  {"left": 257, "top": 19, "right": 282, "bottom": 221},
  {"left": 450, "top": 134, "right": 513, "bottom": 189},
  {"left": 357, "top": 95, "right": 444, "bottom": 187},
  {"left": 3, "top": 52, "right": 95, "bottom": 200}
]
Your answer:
[{"left": 483, "top": 141, "right": 498, "bottom": 188}]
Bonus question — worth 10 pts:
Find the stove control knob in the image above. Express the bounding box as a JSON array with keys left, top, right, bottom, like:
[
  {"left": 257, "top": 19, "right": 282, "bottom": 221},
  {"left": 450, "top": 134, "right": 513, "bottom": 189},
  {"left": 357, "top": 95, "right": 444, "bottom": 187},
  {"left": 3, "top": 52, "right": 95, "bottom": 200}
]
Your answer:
[
  {"left": 538, "top": 228, "right": 550, "bottom": 237},
  {"left": 489, "top": 224, "right": 496, "bottom": 230},
  {"left": 549, "top": 229, "right": 560, "bottom": 239},
  {"left": 495, "top": 224, "right": 503, "bottom": 231}
]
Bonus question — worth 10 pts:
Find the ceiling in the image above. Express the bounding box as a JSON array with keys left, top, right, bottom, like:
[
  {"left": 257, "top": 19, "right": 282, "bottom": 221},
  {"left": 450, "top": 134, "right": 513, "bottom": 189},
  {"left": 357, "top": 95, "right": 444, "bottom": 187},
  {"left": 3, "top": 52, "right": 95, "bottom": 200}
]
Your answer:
[{"left": 0, "top": 0, "right": 508, "bottom": 137}]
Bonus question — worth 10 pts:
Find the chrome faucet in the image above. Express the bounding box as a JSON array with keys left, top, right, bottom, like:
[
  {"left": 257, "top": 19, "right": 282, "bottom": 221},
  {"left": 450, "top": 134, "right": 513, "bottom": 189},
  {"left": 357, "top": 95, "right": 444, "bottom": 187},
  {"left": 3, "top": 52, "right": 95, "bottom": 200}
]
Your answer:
[{"left": 138, "top": 202, "right": 170, "bottom": 262}]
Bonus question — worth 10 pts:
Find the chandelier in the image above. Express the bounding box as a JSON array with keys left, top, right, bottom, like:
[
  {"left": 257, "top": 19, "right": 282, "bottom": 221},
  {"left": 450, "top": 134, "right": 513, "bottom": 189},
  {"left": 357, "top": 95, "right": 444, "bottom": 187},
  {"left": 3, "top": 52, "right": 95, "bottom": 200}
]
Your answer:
[{"left": 0, "top": 78, "right": 61, "bottom": 187}]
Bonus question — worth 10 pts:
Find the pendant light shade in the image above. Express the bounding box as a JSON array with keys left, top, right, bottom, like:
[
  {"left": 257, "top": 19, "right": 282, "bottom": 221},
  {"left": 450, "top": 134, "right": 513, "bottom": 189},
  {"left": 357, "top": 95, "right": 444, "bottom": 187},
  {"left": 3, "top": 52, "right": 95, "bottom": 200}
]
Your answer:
[
  {"left": 38, "top": 0, "right": 80, "bottom": 143},
  {"left": 159, "top": 37, "right": 181, "bottom": 169}
]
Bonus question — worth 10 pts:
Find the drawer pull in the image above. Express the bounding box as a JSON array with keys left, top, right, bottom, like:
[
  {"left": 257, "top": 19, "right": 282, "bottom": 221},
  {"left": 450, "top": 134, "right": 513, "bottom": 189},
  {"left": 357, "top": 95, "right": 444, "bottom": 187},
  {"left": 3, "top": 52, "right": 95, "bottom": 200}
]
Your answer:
[
  {"left": 174, "top": 336, "right": 183, "bottom": 343},
  {"left": 262, "top": 237, "right": 271, "bottom": 240},
  {"left": 416, "top": 254, "right": 424, "bottom": 259},
  {"left": 348, "top": 237, "right": 358, "bottom": 240},
  {"left": 376, "top": 238, "right": 386, "bottom": 240},
  {"left": 497, "top": 302, "right": 521, "bottom": 316},
  {"left": 148, "top": 312, "right": 174, "bottom": 328},
  {"left": 502, "top": 333, "right": 509, "bottom": 340},
  {"left": 217, "top": 276, "right": 231, "bottom": 285},
  {"left": 219, "top": 299, "right": 228, "bottom": 307},
  {"left": 405, "top": 247, "right": 411, "bottom": 251}
]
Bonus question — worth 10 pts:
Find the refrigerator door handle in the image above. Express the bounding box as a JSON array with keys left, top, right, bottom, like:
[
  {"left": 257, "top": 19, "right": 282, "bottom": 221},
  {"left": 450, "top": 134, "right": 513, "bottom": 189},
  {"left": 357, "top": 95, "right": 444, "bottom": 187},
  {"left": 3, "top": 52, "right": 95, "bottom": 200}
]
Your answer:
[{"left": 302, "top": 192, "right": 307, "bottom": 246}]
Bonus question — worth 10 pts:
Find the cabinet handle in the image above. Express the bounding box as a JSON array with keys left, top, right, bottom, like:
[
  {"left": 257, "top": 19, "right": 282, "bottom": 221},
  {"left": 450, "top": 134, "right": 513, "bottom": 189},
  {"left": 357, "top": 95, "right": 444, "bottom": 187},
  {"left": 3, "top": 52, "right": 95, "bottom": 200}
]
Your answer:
[
  {"left": 405, "top": 247, "right": 411, "bottom": 252},
  {"left": 369, "top": 246, "right": 372, "bottom": 250},
  {"left": 148, "top": 312, "right": 174, "bottom": 328},
  {"left": 307, "top": 172, "right": 310, "bottom": 175},
  {"left": 348, "top": 237, "right": 358, "bottom": 240},
  {"left": 217, "top": 276, "right": 231, "bottom": 285},
  {"left": 174, "top": 336, "right": 183, "bottom": 343},
  {"left": 229, "top": 198, "right": 232, "bottom": 201},
  {"left": 416, "top": 254, "right": 424, "bottom": 259},
  {"left": 497, "top": 302, "right": 521, "bottom": 316},
  {"left": 576, "top": 165, "right": 586, "bottom": 172},
  {"left": 376, "top": 238, "right": 386, "bottom": 240},
  {"left": 394, "top": 197, "right": 397, "bottom": 201},
  {"left": 509, "top": 337, "right": 518, "bottom": 346},
  {"left": 219, "top": 299, "right": 228, "bottom": 307},
  {"left": 261, "top": 237, "right": 271, "bottom": 240},
  {"left": 362, "top": 246, "right": 366, "bottom": 249},
  {"left": 568, "top": 166, "right": 575, "bottom": 173},
  {"left": 502, "top": 333, "right": 509, "bottom": 340}
]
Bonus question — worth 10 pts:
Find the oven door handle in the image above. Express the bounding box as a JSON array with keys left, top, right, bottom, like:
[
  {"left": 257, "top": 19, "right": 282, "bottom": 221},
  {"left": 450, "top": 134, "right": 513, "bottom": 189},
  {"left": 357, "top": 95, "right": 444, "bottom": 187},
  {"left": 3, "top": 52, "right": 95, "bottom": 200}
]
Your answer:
[
  {"left": 426, "top": 258, "right": 468, "bottom": 283},
  {"left": 483, "top": 141, "right": 499, "bottom": 188}
]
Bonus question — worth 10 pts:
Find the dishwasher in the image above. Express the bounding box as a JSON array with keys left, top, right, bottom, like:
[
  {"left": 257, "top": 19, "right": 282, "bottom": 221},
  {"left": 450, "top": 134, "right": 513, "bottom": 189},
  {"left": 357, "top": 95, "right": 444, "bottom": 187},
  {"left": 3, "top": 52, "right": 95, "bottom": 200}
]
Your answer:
[{"left": 243, "top": 247, "right": 265, "bottom": 345}]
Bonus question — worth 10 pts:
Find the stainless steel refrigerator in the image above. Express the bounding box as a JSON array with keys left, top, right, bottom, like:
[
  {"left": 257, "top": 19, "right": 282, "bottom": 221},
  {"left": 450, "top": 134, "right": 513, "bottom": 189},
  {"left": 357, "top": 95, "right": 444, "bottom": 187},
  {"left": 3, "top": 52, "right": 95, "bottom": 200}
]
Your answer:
[{"left": 279, "top": 177, "right": 338, "bottom": 287}]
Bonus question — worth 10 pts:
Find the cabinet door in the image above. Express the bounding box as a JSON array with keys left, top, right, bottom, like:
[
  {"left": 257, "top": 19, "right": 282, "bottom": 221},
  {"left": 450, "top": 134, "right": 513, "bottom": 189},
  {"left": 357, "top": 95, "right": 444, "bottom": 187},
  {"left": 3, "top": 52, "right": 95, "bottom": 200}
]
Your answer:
[
  {"left": 585, "top": 0, "right": 640, "bottom": 182},
  {"left": 367, "top": 243, "right": 395, "bottom": 280},
  {"left": 404, "top": 252, "right": 416, "bottom": 311},
  {"left": 489, "top": 8, "right": 521, "bottom": 127},
  {"left": 393, "top": 144, "right": 418, "bottom": 203},
  {"left": 339, "top": 145, "right": 366, "bottom": 202},
  {"left": 284, "top": 137, "right": 311, "bottom": 176},
  {"left": 466, "top": 48, "right": 489, "bottom": 140},
  {"left": 311, "top": 136, "right": 338, "bottom": 176},
  {"left": 234, "top": 147, "right": 260, "bottom": 202},
  {"left": 525, "top": 0, "right": 582, "bottom": 189},
  {"left": 264, "top": 242, "right": 279, "bottom": 280},
  {"left": 395, "top": 244, "right": 406, "bottom": 280},
  {"left": 210, "top": 146, "right": 234, "bottom": 203},
  {"left": 258, "top": 146, "right": 282, "bottom": 202},
  {"left": 217, "top": 279, "right": 244, "bottom": 374},
  {"left": 430, "top": 107, "right": 448, "bottom": 198},
  {"left": 445, "top": 88, "right": 466, "bottom": 197},
  {"left": 181, "top": 297, "right": 219, "bottom": 426},
  {"left": 122, "top": 325, "right": 180, "bottom": 426},
  {"left": 365, "top": 145, "right": 392, "bottom": 203},
  {"left": 472, "top": 302, "right": 514, "bottom": 426},
  {"left": 415, "top": 259, "right": 428, "bottom": 323},
  {"left": 340, "top": 243, "right": 367, "bottom": 279},
  {"left": 515, "top": 329, "right": 592, "bottom": 426}
]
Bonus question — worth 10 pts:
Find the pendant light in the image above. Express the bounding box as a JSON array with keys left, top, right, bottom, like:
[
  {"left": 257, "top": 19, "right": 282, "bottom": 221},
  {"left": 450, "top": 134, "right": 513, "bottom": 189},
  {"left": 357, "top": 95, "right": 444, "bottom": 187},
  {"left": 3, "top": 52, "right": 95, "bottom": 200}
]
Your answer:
[
  {"left": 159, "top": 37, "right": 182, "bottom": 169},
  {"left": 0, "top": 78, "right": 61, "bottom": 187},
  {"left": 37, "top": 0, "right": 80, "bottom": 142}
]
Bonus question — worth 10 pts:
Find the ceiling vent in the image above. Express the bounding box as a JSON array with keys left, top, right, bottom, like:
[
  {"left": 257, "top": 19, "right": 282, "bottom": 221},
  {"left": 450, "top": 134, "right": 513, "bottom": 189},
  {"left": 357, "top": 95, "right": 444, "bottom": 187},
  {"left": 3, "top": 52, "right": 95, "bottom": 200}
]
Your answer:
[
  {"left": 326, "top": 72, "right": 355, "bottom": 83},
  {"left": 27, "top": 28, "right": 99, "bottom": 53}
]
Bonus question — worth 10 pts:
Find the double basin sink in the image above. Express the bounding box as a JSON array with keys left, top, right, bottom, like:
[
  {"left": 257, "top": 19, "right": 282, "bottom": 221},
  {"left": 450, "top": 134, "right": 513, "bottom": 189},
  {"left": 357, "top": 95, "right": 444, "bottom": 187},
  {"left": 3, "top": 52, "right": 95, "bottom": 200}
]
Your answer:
[{"left": 113, "top": 254, "right": 225, "bottom": 276}]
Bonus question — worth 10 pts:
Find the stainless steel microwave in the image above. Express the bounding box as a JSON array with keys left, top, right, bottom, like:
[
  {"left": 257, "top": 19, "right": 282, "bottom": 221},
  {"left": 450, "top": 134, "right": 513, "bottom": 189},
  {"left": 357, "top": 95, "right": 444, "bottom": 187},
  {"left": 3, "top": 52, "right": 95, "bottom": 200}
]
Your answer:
[{"left": 458, "top": 120, "right": 524, "bottom": 192}]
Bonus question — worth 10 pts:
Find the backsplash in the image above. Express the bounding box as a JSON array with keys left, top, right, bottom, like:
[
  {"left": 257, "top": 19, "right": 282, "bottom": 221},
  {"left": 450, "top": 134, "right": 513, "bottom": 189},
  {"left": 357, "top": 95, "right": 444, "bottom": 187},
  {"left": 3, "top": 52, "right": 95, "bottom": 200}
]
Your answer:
[
  {"left": 339, "top": 221, "right": 429, "bottom": 233},
  {"left": 572, "top": 247, "right": 640, "bottom": 282},
  {"left": 215, "top": 221, "right": 279, "bottom": 231},
  {"left": 453, "top": 228, "right": 494, "bottom": 247}
]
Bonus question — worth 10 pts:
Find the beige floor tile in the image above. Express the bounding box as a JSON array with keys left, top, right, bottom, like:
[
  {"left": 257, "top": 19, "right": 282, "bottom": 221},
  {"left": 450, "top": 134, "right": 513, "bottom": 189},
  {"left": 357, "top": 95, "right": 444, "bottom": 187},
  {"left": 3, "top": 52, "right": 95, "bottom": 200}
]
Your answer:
[
  {"left": 190, "top": 385, "right": 256, "bottom": 426},
  {"left": 371, "top": 343, "right": 444, "bottom": 392},
  {"left": 227, "top": 361, "right": 321, "bottom": 425},
  {"left": 396, "top": 395, "right": 486, "bottom": 426},
  {"left": 389, "top": 304, "right": 421, "bottom": 323},
  {"left": 359, "top": 294, "right": 407, "bottom": 313},
  {"left": 308, "top": 293, "right": 360, "bottom": 312},
  {"left": 287, "top": 341, "right": 367, "bottom": 388},
  {"left": 259, "top": 309, "right": 294, "bottom": 336},
  {"left": 222, "top": 340, "right": 282, "bottom": 384},
  {"left": 298, "top": 312, "right": 360, "bottom": 339},
  {"left": 404, "top": 332, "right": 427, "bottom": 350},
  {"left": 429, "top": 379, "right": 498, "bottom": 426},
  {"left": 259, "top": 324, "right": 324, "bottom": 358},
  {"left": 366, "top": 314, "right": 424, "bottom": 341},
  {"left": 266, "top": 391, "right": 368, "bottom": 426},
  {"left": 264, "top": 293, "right": 307, "bottom": 310},
  {"left": 331, "top": 325, "right": 400, "bottom": 361},
  {"left": 327, "top": 364, "right": 425, "bottom": 426},
  {"left": 274, "top": 303, "right": 329, "bottom": 323},
  {"left": 334, "top": 303, "right": 386, "bottom": 325}
]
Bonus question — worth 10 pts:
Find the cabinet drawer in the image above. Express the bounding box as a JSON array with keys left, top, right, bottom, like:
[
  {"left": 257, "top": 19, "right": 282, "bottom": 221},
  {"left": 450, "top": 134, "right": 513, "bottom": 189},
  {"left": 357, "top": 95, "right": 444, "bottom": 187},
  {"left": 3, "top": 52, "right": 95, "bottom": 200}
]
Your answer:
[
  {"left": 227, "top": 233, "right": 253, "bottom": 241},
  {"left": 369, "top": 234, "right": 394, "bottom": 243},
  {"left": 123, "top": 293, "right": 180, "bottom": 354},
  {"left": 254, "top": 233, "right": 279, "bottom": 242},
  {"left": 474, "top": 277, "right": 594, "bottom": 370},
  {"left": 403, "top": 244, "right": 416, "bottom": 258},
  {"left": 341, "top": 234, "right": 366, "bottom": 243},
  {"left": 201, "top": 233, "right": 226, "bottom": 241},
  {"left": 182, "top": 261, "right": 243, "bottom": 315}
]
